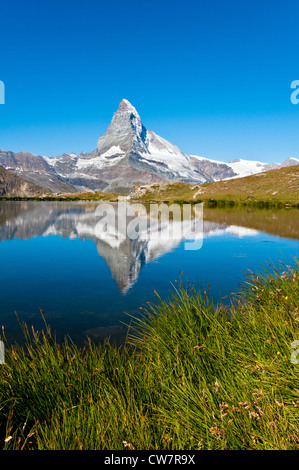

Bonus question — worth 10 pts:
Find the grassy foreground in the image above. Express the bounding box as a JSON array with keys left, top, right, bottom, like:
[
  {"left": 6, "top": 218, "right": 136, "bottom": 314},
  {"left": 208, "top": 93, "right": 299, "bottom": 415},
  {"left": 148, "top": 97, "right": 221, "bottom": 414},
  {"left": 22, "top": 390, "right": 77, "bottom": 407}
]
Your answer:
[{"left": 0, "top": 260, "right": 299, "bottom": 450}]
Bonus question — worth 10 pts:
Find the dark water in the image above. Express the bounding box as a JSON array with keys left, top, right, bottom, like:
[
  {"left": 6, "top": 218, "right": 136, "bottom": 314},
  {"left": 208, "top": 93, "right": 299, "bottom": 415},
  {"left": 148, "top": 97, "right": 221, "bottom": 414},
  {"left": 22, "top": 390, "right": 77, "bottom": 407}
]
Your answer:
[{"left": 0, "top": 201, "right": 298, "bottom": 347}]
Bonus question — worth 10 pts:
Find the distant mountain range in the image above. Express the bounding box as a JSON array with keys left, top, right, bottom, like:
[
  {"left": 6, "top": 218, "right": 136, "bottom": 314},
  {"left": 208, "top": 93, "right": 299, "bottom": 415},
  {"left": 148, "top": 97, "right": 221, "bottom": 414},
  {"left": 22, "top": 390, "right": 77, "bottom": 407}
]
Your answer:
[
  {"left": 0, "top": 99, "right": 298, "bottom": 195},
  {"left": 189, "top": 155, "right": 299, "bottom": 181}
]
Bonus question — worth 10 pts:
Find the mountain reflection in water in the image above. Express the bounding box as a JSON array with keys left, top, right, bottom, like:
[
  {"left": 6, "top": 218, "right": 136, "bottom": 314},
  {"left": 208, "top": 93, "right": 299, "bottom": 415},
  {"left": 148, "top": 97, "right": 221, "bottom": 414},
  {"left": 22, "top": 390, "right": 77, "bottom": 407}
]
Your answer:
[
  {"left": 0, "top": 201, "right": 261, "bottom": 293},
  {"left": 0, "top": 201, "right": 298, "bottom": 346}
]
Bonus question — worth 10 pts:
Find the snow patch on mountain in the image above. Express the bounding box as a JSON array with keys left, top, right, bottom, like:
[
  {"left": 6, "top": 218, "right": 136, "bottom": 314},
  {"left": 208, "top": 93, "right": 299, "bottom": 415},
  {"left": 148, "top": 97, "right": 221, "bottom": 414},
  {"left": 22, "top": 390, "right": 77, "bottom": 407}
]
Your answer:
[
  {"left": 281, "top": 157, "right": 299, "bottom": 167},
  {"left": 189, "top": 155, "right": 225, "bottom": 165},
  {"left": 76, "top": 146, "right": 125, "bottom": 170},
  {"left": 138, "top": 131, "right": 207, "bottom": 181},
  {"left": 227, "top": 158, "right": 267, "bottom": 178}
]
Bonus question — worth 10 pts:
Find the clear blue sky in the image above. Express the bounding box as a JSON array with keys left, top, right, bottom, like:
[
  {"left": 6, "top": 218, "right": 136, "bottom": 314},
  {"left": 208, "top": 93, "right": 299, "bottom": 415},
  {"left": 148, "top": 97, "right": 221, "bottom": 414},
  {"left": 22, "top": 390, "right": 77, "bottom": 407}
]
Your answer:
[{"left": 0, "top": 0, "right": 299, "bottom": 162}]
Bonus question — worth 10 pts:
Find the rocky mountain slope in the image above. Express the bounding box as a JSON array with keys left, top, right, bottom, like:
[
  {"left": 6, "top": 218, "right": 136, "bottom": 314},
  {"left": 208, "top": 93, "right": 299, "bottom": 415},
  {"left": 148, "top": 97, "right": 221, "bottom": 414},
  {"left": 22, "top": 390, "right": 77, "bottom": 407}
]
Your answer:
[
  {"left": 0, "top": 165, "right": 49, "bottom": 197},
  {"left": 0, "top": 151, "right": 77, "bottom": 193}
]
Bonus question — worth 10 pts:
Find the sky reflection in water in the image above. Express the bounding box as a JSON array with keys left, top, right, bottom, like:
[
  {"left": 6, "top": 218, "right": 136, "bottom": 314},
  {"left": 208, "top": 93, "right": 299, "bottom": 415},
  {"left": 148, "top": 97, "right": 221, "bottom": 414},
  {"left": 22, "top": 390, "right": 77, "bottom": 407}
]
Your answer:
[{"left": 0, "top": 201, "right": 298, "bottom": 347}]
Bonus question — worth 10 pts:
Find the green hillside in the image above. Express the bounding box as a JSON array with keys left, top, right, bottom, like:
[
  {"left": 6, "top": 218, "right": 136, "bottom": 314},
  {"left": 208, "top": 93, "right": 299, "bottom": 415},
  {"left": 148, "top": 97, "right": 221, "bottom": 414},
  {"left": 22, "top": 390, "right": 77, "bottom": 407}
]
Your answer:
[{"left": 131, "top": 165, "right": 299, "bottom": 207}]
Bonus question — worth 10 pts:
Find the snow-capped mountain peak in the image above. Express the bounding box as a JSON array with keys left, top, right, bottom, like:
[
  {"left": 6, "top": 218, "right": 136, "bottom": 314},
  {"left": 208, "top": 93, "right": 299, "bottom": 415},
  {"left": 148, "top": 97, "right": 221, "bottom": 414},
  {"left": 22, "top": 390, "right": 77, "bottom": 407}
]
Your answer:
[
  {"left": 281, "top": 157, "right": 299, "bottom": 167},
  {"left": 92, "top": 99, "right": 211, "bottom": 190},
  {"left": 96, "top": 99, "right": 148, "bottom": 156},
  {"left": 118, "top": 98, "right": 139, "bottom": 115}
]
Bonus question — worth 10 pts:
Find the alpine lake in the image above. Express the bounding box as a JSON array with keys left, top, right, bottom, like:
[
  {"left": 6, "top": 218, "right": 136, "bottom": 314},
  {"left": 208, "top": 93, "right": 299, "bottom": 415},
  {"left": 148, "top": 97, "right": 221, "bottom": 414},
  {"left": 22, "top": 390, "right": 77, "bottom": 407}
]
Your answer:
[{"left": 0, "top": 200, "right": 298, "bottom": 347}]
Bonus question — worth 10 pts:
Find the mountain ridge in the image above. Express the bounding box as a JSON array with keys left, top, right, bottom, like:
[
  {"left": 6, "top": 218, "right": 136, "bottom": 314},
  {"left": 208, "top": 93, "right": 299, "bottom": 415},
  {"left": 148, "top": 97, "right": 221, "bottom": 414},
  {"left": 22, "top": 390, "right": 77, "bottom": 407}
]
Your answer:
[{"left": 0, "top": 164, "right": 50, "bottom": 197}]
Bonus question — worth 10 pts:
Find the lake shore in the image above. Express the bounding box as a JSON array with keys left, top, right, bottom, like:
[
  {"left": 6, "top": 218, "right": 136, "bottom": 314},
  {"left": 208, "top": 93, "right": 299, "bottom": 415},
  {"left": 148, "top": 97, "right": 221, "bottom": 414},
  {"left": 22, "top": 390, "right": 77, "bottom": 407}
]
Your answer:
[
  {"left": 0, "top": 258, "right": 298, "bottom": 450},
  {"left": 0, "top": 194, "right": 298, "bottom": 208},
  {"left": 1, "top": 164, "right": 299, "bottom": 207}
]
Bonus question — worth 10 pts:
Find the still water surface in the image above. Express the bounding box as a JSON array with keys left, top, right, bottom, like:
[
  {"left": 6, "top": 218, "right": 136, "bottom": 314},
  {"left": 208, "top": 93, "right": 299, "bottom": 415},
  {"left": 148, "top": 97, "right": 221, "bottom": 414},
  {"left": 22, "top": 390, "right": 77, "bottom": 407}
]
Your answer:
[{"left": 0, "top": 201, "right": 298, "bottom": 346}]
